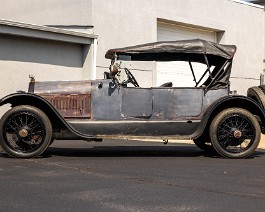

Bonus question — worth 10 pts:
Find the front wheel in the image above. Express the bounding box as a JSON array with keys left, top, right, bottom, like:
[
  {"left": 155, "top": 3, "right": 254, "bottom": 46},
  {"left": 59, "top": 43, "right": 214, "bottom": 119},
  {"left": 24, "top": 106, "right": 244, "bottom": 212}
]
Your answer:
[
  {"left": 210, "top": 108, "right": 261, "bottom": 158},
  {"left": 0, "top": 105, "right": 52, "bottom": 158}
]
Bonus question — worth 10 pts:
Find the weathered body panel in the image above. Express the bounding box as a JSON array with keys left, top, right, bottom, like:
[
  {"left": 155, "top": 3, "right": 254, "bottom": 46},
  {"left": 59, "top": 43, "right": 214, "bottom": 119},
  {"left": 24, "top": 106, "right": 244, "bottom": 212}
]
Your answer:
[
  {"left": 40, "top": 94, "right": 91, "bottom": 118},
  {"left": 33, "top": 80, "right": 92, "bottom": 94},
  {"left": 34, "top": 80, "right": 92, "bottom": 118},
  {"left": 7, "top": 79, "right": 230, "bottom": 138},
  {"left": 91, "top": 80, "right": 228, "bottom": 121},
  {"left": 121, "top": 88, "right": 153, "bottom": 118},
  {"left": 66, "top": 85, "right": 228, "bottom": 137},
  {"left": 91, "top": 80, "right": 122, "bottom": 120}
]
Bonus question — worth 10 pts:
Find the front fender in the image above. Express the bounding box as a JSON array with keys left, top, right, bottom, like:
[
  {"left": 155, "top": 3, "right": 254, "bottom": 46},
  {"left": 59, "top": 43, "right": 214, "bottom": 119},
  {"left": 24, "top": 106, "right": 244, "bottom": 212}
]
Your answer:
[
  {"left": 197, "top": 95, "right": 265, "bottom": 137},
  {"left": 0, "top": 93, "right": 94, "bottom": 139},
  {"left": 0, "top": 92, "right": 52, "bottom": 107}
]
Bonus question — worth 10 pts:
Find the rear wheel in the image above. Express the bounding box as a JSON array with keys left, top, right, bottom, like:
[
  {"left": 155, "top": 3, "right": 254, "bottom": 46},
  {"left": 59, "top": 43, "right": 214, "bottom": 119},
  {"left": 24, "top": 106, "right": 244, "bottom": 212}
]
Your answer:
[
  {"left": 0, "top": 105, "right": 52, "bottom": 158},
  {"left": 210, "top": 108, "right": 260, "bottom": 158}
]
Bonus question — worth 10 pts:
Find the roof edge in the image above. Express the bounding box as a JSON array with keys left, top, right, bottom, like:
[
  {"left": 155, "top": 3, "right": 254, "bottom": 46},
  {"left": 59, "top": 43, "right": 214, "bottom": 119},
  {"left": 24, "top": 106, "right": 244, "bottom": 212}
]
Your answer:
[
  {"left": 230, "top": 0, "right": 264, "bottom": 9},
  {"left": 0, "top": 19, "right": 98, "bottom": 44}
]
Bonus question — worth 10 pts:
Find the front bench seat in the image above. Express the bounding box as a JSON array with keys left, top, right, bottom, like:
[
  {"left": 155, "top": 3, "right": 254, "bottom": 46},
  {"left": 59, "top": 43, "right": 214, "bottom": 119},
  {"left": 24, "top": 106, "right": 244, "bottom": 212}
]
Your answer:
[{"left": 159, "top": 82, "right": 173, "bottom": 87}]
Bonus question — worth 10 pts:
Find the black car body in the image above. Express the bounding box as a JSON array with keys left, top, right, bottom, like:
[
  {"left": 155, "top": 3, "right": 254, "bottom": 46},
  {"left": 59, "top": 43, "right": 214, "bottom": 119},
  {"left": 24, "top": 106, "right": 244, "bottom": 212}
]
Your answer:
[{"left": 0, "top": 39, "right": 264, "bottom": 158}]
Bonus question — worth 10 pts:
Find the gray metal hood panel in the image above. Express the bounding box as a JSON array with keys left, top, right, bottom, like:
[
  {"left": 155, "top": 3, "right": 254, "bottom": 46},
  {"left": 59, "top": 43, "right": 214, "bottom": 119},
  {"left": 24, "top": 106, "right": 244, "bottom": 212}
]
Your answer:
[{"left": 33, "top": 80, "right": 92, "bottom": 95}]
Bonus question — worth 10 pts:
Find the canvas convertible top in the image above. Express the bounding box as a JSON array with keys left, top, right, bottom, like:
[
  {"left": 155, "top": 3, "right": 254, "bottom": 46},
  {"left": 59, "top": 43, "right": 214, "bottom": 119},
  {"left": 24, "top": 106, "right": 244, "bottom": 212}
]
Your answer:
[
  {"left": 105, "top": 39, "right": 238, "bottom": 90},
  {"left": 105, "top": 39, "right": 237, "bottom": 65}
]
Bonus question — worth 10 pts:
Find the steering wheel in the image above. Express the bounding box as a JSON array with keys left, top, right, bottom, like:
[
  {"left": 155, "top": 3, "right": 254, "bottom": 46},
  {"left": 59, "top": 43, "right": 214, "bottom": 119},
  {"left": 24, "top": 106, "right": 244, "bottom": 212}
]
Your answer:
[{"left": 122, "top": 68, "right": 139, "bottom": 87}]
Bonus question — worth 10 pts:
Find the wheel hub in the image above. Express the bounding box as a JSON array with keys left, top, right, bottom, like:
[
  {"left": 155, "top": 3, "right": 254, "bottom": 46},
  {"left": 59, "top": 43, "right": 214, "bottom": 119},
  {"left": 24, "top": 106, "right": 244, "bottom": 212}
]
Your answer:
[
  {"left": 18, "top": 129, "right": 29, "bottom": 138},
  {"left": 233, "top": 130, "right": 242, "bottom": 138}
]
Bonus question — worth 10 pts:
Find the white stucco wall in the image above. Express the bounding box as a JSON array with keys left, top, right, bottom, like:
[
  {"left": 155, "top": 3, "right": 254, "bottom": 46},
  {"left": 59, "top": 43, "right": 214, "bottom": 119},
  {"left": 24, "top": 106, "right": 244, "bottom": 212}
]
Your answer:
[
  {"left": 0, "top": 35, "right": 85, "bottom": 95},
  {"left": 0, "top": 0, "right": 92, "bottom": 27},
  {"left": 0, "top": 0, "right": 264, "bottom": 94}
]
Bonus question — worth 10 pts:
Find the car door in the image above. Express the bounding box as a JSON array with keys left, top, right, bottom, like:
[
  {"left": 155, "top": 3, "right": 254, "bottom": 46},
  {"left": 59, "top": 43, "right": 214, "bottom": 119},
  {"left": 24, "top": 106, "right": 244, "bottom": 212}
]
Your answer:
[
  {"left": 172, "top": 88, "right": 204, "bottom": 118},
  {"left": 121, "top": 87, "right": 153, "bottom": 119},
  {"left": 152, "top": 87, "right": 204, "bottom": 120},
  {"left": 91, "top": 80, "right": 153, "bottom": 120}
]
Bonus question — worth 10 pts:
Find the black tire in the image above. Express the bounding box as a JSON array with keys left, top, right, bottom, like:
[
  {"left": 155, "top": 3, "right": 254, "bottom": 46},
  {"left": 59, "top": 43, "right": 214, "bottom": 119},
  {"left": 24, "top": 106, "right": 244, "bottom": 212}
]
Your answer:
[
  {"left": 247, "top": 86, "right": 265, "bottom": 110},
  {"left": 193, "top": 134, "right": 215, "bottom": 152},
  {"left": 0, "top": 105, "right": 52, "bottom": 158},
  {"left": 210, "top": 108, "right": 261, "bottom": 158}
]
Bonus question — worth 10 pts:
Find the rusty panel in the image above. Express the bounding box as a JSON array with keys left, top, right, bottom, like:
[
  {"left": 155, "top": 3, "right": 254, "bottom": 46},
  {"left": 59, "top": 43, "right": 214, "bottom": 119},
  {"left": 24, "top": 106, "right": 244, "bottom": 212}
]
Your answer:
[{"left": 41, "top": 94, "right": 91, "bottom": 118}]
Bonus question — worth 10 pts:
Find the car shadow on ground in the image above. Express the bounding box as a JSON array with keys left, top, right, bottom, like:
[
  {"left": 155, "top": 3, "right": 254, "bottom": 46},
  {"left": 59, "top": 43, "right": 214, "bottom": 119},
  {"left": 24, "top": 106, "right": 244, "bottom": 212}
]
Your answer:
[
  {"left": 1, "top": 145, "right": 265, "bottom": 159},
  {"left": 40, "top": 145, "right": 265, "bottom": 159},
  {"left": 45, "top": 145, "right": 206, "bottom": 158}
]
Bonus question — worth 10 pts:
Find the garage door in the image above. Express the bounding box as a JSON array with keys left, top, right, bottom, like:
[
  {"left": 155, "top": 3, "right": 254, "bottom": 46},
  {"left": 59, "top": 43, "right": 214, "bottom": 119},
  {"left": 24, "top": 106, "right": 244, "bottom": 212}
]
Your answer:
[{"left": 157, "top": 22, "right": 216, "bottom": 87}]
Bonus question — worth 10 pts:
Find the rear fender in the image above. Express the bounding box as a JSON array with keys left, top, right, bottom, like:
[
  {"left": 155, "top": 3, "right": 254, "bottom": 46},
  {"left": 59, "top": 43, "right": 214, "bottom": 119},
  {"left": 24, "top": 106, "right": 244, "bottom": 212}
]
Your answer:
[{"left": 198, "top": 95, "right": 265, "bottom": 137}]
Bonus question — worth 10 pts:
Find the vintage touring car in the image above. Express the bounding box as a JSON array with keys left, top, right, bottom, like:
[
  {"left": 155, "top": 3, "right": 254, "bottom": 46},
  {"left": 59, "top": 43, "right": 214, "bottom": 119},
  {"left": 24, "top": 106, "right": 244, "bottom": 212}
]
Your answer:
[{"left": 0, "top": 39, "right": 264, "bottom": 159}]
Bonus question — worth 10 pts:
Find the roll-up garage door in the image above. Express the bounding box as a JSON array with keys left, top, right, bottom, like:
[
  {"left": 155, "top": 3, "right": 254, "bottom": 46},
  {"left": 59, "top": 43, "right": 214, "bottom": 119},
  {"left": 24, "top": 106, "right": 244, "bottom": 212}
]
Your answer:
[{"left": 157, "top": 22, "right": 216, "bottom": 87}]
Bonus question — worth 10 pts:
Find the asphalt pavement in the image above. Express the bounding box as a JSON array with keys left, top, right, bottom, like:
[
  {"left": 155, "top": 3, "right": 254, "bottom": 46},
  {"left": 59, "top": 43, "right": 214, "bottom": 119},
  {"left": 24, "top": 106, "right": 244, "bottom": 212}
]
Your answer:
[{"left": 1, "top": 139, "right": 265, "bottom": 212}]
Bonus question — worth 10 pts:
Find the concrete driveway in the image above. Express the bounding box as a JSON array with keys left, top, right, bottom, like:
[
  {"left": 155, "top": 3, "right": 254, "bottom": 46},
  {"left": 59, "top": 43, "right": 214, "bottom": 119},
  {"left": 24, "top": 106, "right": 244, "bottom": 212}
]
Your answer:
[{"left": 0, "top": 139, "right": 265, "bottom": 212}]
